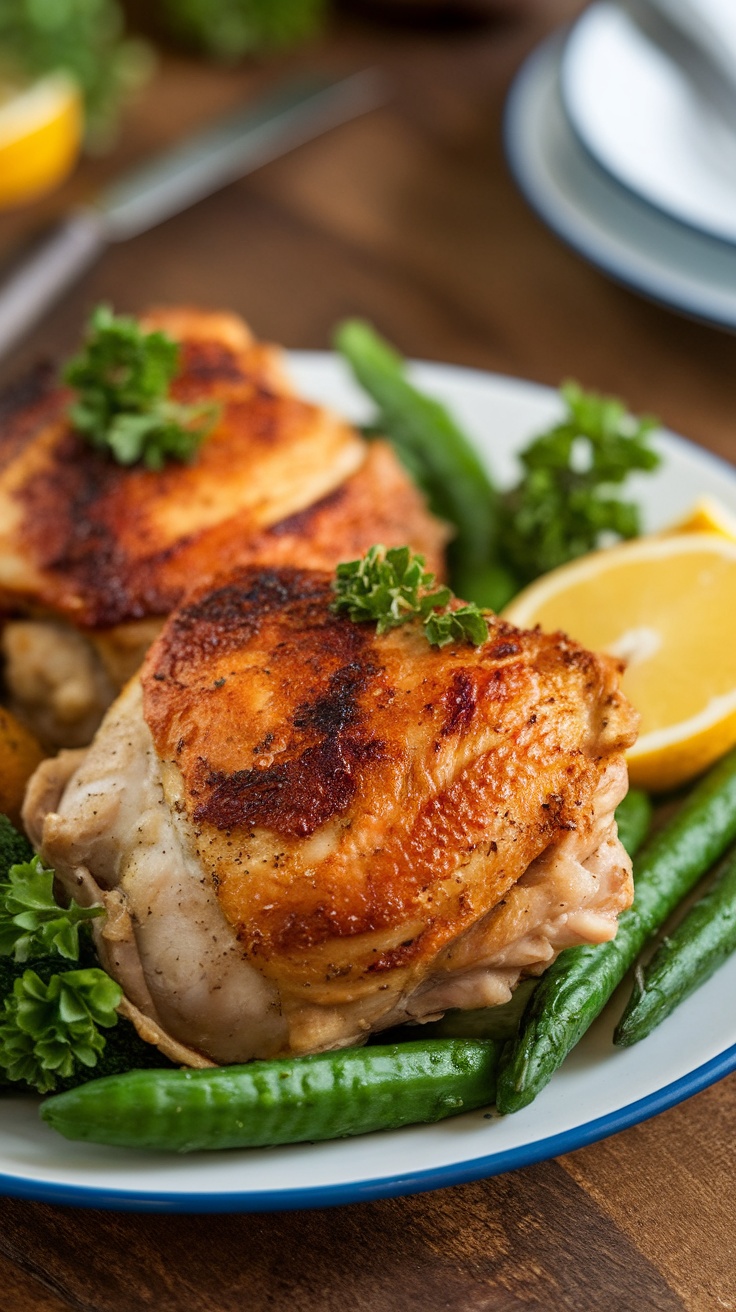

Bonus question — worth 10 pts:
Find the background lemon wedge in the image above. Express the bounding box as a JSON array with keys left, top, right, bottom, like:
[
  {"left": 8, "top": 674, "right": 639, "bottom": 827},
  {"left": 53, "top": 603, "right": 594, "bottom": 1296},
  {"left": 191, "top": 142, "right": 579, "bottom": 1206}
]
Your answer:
[
  {"left": 503, "top": 532, "right": 736, "bottom": 792},
  {"left": 0, "top": 73, "right": 82, "bottom": 207}
]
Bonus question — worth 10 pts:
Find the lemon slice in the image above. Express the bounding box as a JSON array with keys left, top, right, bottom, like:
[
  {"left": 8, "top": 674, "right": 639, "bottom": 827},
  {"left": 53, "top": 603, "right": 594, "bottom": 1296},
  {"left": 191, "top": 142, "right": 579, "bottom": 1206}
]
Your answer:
[
  {"left": 503, "top": 533, "right": 736, "bottom": 792},
  {"left": 0, "top": 73, "right": 82, "bottom": 207},
  {"left": 666, "top": 494, "right": 736, "bottom": 542}
]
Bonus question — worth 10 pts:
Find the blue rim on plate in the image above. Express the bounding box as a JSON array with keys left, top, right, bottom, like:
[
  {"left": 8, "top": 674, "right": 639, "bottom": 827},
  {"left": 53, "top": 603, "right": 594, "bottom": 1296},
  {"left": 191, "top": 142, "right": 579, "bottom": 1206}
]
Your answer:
[
  {"left": 503, "top": 31, "right": 736, "bottom": 331},
  {"left": 1, "top": 1040, "right": 736, "bottom": 1212}
]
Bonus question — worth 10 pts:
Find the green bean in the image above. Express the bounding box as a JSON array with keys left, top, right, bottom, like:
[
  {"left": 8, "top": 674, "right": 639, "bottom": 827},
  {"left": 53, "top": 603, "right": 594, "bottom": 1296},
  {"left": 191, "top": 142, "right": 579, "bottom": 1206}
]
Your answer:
[
  {"left": 333, "top": 319, "right": 517, "bottom": 610},
  {"left": 615, "top": 845, "right": 736, "bottom": 1046},
  {"left": 614, "top": 788, "right": 653, "bottom": 859},
  {"left": 496, "top": 746, "right": 736, "bottom": 1114},
  {"left": 40, "top": 1038, "right": 501, "bottom": 1152}
]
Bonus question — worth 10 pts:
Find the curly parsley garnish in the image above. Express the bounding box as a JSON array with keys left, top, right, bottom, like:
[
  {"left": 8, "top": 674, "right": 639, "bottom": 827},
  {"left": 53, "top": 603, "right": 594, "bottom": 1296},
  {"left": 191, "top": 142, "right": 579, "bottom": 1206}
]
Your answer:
[
  {"left": 63, "top": 305, "right": 219, "bottom": 470},
  {"left": 499, "top": 381, "right": 660, "bottom": 585},
  {"left": 332, "top": 546, "right": 489, "bottom": 648},
  {"left": 0, "top": 968, "right": 122, "bottom": 1094},
  {"left": 0, "top": 857, "right": 104, "bottom": 963}
]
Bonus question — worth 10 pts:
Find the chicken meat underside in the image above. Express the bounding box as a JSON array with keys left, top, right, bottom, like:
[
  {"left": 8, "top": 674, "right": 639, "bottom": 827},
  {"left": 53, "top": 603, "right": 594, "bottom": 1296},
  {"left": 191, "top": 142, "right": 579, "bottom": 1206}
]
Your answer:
[{"left": 27, "top": 676, "right": 633, "bottom": 1067}]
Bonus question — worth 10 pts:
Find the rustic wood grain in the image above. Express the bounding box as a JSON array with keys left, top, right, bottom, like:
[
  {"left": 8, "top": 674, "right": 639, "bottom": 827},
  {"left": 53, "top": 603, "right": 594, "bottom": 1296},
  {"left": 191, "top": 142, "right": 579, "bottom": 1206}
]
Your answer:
[
  {"left": 0, "top": 1159, "right": 686, "bottom": 1312},
  {"left": 562, "top": 1075, "right": 736, "bottom": 1312},
  {"left": 0, "top": 1251, "right": 70, "bottom": 1312},
  {"left": 0, "top": 2, "right": 735, "bottom": 1307}
]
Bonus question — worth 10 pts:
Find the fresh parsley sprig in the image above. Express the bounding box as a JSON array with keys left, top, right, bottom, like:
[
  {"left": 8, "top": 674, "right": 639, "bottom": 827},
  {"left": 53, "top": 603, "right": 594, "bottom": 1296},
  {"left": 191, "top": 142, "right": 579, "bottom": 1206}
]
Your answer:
[
  {"left": 499, "top": 381, "right": 660, "bottom": 584},
  {"left": 332, "top": 546, "right": 489, "bottom": 648},
  {"left": 0, "top": 968, "right": 122, "bottom": 1094},
  {"left": 63, "top": 305, "right": 219, "bottom": 471},
  {"left": 424, "top": 605, "right": 489, "bottom": 648},
  {"left": 0, "top": 857, "right": 104, "bottom": 963},
  {"left": 334, "top": 545, "right": 450, "bottom": 633}
]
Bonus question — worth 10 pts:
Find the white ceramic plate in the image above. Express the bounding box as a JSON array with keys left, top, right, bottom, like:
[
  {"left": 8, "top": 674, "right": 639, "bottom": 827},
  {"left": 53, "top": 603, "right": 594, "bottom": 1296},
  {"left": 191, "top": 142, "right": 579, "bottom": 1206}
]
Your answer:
[
  {"left": 561, "top": 1, "right": 736, "bottom": 247},
  {"left": 504, "top": 32, "right": 736, "bottom": 329},
  {"left": 3, "top": 353, "right": 736, "bottom": 1213}
]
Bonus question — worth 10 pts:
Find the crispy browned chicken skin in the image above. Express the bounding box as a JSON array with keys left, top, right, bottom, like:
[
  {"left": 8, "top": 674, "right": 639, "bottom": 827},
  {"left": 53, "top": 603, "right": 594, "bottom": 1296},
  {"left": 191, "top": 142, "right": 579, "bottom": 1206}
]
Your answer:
[
  {"left": 27, "top": 565, "right": 639, "bottom": 1065},
  {"left": 0, "top": 309, "right": 446, "bottom": 745}
]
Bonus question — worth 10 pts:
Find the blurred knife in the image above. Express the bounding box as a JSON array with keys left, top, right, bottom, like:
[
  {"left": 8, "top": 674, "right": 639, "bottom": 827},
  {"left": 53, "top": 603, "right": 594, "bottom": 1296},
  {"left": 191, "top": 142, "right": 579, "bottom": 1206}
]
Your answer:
[{"left": 0, "top": 69, "right": 384, "bottom": 360}]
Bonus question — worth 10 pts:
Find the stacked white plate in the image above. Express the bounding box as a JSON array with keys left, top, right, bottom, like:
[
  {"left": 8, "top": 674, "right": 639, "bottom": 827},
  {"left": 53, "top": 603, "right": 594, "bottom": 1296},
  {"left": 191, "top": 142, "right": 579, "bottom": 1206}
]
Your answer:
[{"left": 504, "top": 1, "right": 736, "bottom": 328}]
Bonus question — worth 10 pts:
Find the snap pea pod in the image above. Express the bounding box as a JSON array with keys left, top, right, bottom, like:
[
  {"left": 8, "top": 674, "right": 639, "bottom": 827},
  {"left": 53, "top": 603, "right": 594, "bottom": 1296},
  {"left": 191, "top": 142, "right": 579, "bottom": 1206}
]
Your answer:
[
  {"left": 496, "top": 746, "right": 736, "bottom": 1114},
  {"left": 615, "top": 844, "right": 736, "bottom": 1046},
  {"left": 40, "top": 1038, "right": 501, "bottom": 1152},
  {"left": 614, "top": 788, "right": 653, "bottom": 860},
  {"left": 333, "top": 319, "right": 517, "bottom": 610}
]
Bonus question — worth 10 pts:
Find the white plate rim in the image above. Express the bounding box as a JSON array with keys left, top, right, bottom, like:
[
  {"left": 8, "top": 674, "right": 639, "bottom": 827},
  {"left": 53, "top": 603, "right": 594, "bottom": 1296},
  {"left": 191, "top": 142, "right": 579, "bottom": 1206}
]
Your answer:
[
  {"left": 503, "top": 31, "right": 736, "bottom": 331},
  {"left": 1, "top": 1041, "right": 735, "bottom": 1212},
  {"left": 3, "top": 352, "right": 736, "bottom": 1213},
  {"left": 560, "top": 2, "right": 736, "bottom": 250}
]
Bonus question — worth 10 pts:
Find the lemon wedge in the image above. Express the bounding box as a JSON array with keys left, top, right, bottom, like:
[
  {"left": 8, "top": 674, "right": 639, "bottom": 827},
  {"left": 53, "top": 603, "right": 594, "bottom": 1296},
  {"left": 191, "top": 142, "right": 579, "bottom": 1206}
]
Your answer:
[
  {"left": 665, "top": 494, "right": 736, "bottom": 542},
  {"left": 503, "top": 533, "right": 736, "bottom": 792},
  {"left": 0, "top": 73, "right": 82, "bottom": 208}
]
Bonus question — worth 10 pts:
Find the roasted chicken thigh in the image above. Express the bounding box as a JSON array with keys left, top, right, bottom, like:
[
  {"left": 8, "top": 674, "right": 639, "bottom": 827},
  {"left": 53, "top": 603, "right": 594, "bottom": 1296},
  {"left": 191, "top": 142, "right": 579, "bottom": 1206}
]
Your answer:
[
  {"left": 26, "top": 564, "right": 639, "bottom": 1066},
  {"left": 0, "top": 309, "right": 445, "bottom": 746}
]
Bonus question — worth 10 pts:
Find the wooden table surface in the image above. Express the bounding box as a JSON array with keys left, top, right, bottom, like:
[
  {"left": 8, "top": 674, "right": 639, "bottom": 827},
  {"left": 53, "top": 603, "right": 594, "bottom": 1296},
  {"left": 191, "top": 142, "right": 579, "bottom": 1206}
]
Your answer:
[{"left": 1, "top": 3, "right": 735, "bottom": 1308}]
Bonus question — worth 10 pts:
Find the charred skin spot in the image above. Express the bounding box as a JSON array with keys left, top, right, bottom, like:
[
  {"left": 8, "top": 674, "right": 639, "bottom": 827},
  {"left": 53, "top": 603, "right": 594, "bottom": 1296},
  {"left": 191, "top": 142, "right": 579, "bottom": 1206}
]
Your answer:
[
  {"left": 18, "top": 428, "right": 131, "bottom": 602},
  {"left": 12, "top": 419, "right": 183, "bottom": 627},
  {"left": 268, "top": 482, "right": 346, "bottom": 539},
  {"left": 147, "top": 567, "right": 389, "bottom": 839},
  {"left": 441, "top": 670, "right": 477, "bottom": 737},
  {"left": 292, "top": 662, "right": 375, "bottom": 735},
  {"left": 199, "top": 731, "right": 385, "bottom": 838},
  {"left": 487, "top": 640, "right": 521, "bottom": 660},
  {"left": 174, "top": 339, "right": 245, "bottom": 386},
  {"left": 154, "top": 569, "right": 330, "bottom": 680}
]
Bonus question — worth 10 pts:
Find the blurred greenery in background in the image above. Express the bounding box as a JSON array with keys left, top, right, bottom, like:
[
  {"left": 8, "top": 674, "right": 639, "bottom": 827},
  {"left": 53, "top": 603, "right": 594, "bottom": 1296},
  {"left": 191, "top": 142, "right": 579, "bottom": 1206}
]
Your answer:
[
  {"left": 0, "top": 0, "right": 508, "bottom": 153},
  {"left": 0, "top": 0, "right": 329, "bottom": 149},
  {"left": 160, "top": 0, "right": 328, "bottom": 61},
  {"left": 0, "top": 0, "right": 152, "bottom": 149}
]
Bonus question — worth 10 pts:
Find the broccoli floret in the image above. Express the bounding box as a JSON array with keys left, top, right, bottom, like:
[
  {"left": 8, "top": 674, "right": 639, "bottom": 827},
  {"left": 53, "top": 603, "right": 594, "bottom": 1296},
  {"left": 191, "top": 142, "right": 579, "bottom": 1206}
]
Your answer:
[
  {"left": 0, "top": 814, "right": 33, "bottom": 879},
  {"left": 0, "top": 944, "right": 173, "bottom": 1093},
  {"left": 0, "top": 817, "right": 172, "bottom": 1093}
]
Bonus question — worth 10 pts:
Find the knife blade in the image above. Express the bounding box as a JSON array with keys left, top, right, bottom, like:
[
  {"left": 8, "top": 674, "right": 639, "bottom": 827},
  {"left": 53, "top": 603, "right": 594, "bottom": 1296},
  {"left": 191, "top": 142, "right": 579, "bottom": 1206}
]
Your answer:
[{"left": 0, "top": 69, "right": 384, "bottom": 361}]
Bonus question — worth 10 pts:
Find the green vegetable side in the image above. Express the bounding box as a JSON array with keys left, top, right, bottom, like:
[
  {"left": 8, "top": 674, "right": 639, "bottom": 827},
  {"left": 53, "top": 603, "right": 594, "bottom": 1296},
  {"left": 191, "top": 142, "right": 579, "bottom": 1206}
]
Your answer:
[
  {"left": 0, "top": 816, "right": 169, "bottom": 1095},
  {"left": 41, "top": 1040, "right": 502, "bottom": 1153},
  {"left": 496, "top": 747, "right": 736, "bottom": 1113},
  {"left": 334, "top": 321, "right": 661, "bottom": 604},
  {"left": 497, "top": 381, "right": 660, "bottom": 585},
  {"left": 615, "top": 842, "right": 736, "bottom": 1047},
  {"left": 0, "top": 855, "right": 103, "bottom": 961}
]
